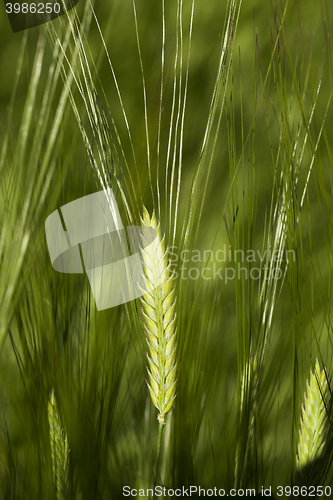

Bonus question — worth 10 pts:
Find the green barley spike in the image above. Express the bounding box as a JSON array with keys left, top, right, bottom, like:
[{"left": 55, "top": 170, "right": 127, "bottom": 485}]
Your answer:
[
  {"left": 48, "top": 390, "right": 69, "bottom": 500},
  {"left": 296, "top": 359, "right": 329, "bottom": 486},
  {"left": 140, "top": 208, "right": 177, "bottom": 425}
]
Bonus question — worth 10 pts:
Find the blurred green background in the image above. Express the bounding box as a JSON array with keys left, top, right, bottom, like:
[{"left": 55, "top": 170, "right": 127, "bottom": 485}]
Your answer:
[{"left": 0, "top": 0, "right": 333, "bottom": 498}]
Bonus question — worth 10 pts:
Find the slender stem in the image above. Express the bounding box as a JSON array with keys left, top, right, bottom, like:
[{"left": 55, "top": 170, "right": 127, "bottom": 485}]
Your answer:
[{"left": 153, "top": 423, "right": 164, "bottom": 500}]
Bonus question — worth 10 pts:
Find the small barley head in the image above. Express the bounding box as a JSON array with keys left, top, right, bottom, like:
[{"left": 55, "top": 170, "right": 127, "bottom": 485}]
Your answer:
[
  {"left": 140, "top": 207, "right": 177, "bottom": 425},
  {"left": 296, "top": 359, "right": 330, "bottom": 486},
  {"left": 48, "top": 390, "right": 69, "bottom": 500}
]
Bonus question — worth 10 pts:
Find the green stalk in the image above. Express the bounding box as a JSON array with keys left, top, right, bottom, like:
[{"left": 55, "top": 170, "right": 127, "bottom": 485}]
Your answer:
[{"left": 153, "top": 424, "right": 164, "bottom": 500}]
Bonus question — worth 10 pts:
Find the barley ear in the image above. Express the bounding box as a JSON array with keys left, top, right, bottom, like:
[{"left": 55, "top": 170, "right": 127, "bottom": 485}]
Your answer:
[
  {"left": 48, "top": 390, "right": 69, "bottom": 500},
  {"left": 296, "top": 359, "right": 330, "bottom": 486},
  {"left": 140, "top": 208, "right": 177, "bottom": 425}
]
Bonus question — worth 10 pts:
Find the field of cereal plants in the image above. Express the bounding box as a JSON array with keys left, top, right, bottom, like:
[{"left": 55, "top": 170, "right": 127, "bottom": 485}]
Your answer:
[{"left": 0, "top": 0, "right": 333, "bottom": 498}]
